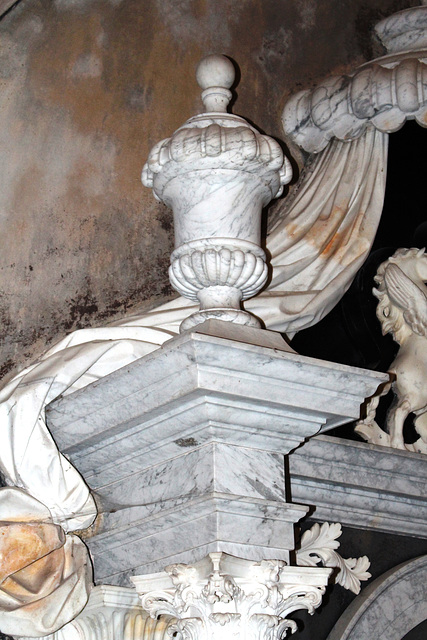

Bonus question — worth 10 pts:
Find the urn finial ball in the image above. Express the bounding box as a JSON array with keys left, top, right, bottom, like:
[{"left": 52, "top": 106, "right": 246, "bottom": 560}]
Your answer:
[
  {"left": 196, "top": 54, "right": 235, "bottom": 89},
  {"left": 196, "top": 54, "right": 235, "bottom": 112}
]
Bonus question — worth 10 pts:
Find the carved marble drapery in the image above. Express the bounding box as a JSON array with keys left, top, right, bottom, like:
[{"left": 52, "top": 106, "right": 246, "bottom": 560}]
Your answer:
[
  {"left": 262, "top": 126, "right": 388, "bottom": 334},
  {"left": 3, "top": 8, "right": 426, "bottom": 541},
  {"left": 0, "top": 322, "right": 177, "bottom": 636},
  {"left": 272, "top": 5, "right": 427, "bottom": 333},
  {"left": 0, "top": 488, "right": 92, "bottom": 637}
]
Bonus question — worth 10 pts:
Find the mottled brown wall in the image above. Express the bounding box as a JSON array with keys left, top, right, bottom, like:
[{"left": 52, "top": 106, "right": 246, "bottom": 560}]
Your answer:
[{"left": 0, "top": 0, "right": 418, "bottom": 381}]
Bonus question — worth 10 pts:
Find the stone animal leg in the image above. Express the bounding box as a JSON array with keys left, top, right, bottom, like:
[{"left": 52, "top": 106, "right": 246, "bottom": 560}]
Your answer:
[
  {"left": 414, "top": 411, "right": 427, "bottom": 443},
  {"left": 387, "top": 396, "right": 411, "bottom": 449}
]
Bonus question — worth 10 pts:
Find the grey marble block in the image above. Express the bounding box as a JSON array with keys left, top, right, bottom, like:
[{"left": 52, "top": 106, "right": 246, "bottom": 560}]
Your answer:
[
  {"left": 46, "top": 329, "right": 385, "bottom": 581},
  {"left": 289, "top": 434, "right": 427, "bottom": 538},
  {"left": 90, "top": 494, "right": 308, "bottom": 583},
  {"left": 47, "top": 330, "right": 384, "bottom": 461}
]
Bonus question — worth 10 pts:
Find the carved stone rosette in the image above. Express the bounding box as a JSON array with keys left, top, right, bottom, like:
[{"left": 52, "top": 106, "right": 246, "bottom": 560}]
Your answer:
[
  {"left": 132, "top": 552, "right": 331, "bottom": 640},
  {"left": 142, "top": 54, "right": 292, "bottom": 331}
]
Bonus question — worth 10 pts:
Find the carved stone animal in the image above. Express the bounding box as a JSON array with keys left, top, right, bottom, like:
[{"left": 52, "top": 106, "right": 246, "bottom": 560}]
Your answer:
[{"left": 355, "top": 248, "right": 427, "bottom": 453}]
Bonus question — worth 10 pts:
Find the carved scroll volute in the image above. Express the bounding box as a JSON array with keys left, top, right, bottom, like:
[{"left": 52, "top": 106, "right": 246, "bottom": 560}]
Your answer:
[
  {"left": 142, "top": 55, "right": 292, "bottom": 332},
  {"left": 132, "top": 552, "right": 331, "bottom": 640}
]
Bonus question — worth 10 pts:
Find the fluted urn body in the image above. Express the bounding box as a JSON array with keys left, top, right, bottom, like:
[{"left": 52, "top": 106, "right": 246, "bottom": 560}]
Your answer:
[{"left": 142, "top": 55, "right": 292, "bottom": 331}]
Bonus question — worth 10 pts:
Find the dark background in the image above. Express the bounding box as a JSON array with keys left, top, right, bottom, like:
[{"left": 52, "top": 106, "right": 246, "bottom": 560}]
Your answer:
[{"left": 292, "top": 120, "right": 427, "bottom": 445}]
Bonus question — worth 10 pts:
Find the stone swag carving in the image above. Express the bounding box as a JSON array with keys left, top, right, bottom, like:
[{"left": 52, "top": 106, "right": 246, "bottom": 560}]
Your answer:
[
  {"left": 282, "top": 5, "right": 427, "bottom": 153},
  {"left": 1, "top": 4, "right": 427, "bottom": 638},
  {"left": 355, "top": 248, "right": 427, "bottom": 453}
]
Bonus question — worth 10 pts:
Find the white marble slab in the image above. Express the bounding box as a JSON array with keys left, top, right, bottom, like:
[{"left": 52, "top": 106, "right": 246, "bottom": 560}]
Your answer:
[
  {"left": 88, "top": 494, "right": 308, "bottom": 583},
  {"left": 47, "top": 330, "right": 385, "bottom": 458},
  {"left": 289, "top": 434, "right": 427, "bottom": 538}
]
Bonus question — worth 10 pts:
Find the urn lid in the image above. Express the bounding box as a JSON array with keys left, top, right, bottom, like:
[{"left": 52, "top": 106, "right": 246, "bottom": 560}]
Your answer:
[{"left": 142, "top": 55, "right": 292, "bottom": 198}]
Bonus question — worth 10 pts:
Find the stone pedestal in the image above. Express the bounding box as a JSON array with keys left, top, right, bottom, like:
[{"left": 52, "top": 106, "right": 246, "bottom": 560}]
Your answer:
[{"left": 46, "top": 321, "right": 385, "bottom": 584}]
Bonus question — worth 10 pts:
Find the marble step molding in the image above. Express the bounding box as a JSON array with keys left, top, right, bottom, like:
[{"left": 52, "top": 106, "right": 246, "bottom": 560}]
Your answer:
[
  {"left": 46, "top": 323, "right": 385, "bottom": 584},
  {"left": 289, "top": 434, "right": 427, "bottom": 538}
]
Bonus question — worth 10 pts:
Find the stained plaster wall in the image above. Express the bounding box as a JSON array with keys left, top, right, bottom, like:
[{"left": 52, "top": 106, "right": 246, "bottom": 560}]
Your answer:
[{"left": 0, "top": 0, "right": 419, "bottom": 381}]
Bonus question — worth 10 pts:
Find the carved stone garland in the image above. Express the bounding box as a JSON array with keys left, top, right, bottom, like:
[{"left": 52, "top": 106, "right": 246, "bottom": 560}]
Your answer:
[{"left": 282, "top": 5, "right": 427, "bottom": 153}]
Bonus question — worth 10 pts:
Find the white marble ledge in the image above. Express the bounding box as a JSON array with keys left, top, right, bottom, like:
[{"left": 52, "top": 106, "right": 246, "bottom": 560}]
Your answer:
[
  {"left": 85, "top": 493, "right": 309, "bottom": 583},
  {"left": 289, "top": 434, "right": 427, "bottom": 538},
  {"left": 46, "top": 330, "right": 386, "bottom": 458}
]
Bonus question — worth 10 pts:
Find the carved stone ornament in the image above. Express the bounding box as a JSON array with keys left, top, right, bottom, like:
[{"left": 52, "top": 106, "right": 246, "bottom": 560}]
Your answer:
[
  {"left": 355, "top": 248, "right": 427, "bottom": 453},
  {"left": 295, "top": 522, "right": 371, "bottom": 595},
  {"left": 326, "top": 555, "right": 427, "bottom": 640},
  {"left": 0, "top": 11, "right": 421, "bottom": 637},
  {"left": 132, "top": 552, "right": 331, "bottom": 640},
  {"left": 282, "top": 5, "right": 427, "bottom": 153},
  {"left": 42, "top": 585, "right": 174, "bottom": 640},
  {"left": 142, "top": 54, "right": 292, "bottom": 332}
]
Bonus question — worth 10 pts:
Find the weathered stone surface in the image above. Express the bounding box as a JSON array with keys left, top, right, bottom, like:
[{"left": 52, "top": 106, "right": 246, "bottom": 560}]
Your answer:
[{"left": 0, "top": 0, "right": 418, "bottom": 380}]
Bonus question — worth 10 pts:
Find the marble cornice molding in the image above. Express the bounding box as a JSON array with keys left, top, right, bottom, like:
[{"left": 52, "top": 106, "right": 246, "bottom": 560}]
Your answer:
[
  {"left": 282, "top": 6, "right": 427, "bottom": 153},
  {"left": 289, "top": 434, "right": 427, "bottom": 538},
  {"left": 44, "top": 326, "right": 385, "bottom": 583}
]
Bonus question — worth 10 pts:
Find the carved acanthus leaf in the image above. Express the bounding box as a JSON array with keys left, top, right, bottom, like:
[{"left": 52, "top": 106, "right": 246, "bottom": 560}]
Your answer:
[
  {"left": 296, "top": 522, "right": 371, "bottom": 594},
  {"left": 133, "top": 553, "right": 331, "bottom": 640}
]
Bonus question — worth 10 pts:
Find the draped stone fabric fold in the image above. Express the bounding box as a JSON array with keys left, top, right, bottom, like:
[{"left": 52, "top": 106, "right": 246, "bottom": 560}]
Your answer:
[
  {"left": 252, "top": 126, "right": 389, "bottom": 334},
  {"left": 0, "top": 127, "right": 389, "bottom": 636},
  {"left": 0, "top": 488, "right": 92, "bottom": 638},
  {"left": 0, "top": 326, "right": 180, "bottom": 533}
]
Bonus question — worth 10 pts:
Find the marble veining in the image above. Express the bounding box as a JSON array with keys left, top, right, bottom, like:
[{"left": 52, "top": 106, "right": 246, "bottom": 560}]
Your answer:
[
  {"left": 282, "top": 6, "right": 427, "bottom": 153},
  {"left": 327, "top": 555, "right": 427, "bottom": 640},
  {"left": 289, "top": 434, "right": 427, "bottom": 538},
  {"left": 143, "top": 55, "right": 292, "bottom": 331},
  {"left": 41, "top": 329, "right": 385, "bottom": 584}
]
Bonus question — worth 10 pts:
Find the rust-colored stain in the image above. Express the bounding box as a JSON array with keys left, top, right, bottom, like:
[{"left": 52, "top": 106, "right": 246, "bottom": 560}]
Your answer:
[
  {"left": 318, "top": 205, "right": 346, "bottom": 258},
  {"left": 0, "top": 0, "right": 417, "bottom": 380},
  {"left": 0, "top": 522, "right": 64, "bottom": 589}
]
